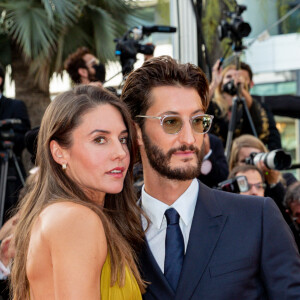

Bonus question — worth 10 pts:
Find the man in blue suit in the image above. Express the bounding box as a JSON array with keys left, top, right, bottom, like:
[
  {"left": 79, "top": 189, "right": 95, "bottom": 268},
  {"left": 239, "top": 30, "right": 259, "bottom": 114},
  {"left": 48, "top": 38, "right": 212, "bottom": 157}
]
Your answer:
[{"left": 121, "top": 56, "right": 300, "bottom": 299}]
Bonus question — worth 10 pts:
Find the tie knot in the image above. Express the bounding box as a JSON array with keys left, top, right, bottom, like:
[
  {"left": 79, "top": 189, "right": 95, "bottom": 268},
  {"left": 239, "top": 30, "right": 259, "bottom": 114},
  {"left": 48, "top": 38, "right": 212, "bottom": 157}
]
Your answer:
[{"left": 165, "top": 208, "right": 180, "bottom": 225}]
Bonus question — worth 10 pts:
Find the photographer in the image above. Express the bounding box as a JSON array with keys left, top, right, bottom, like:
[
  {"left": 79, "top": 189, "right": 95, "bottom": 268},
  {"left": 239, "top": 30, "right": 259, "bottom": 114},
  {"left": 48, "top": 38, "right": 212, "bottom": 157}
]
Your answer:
[
  {"left": 229, "top": 134, "right": 297, "bottom": 219},
  {"left": 240, "top": 62, "right": 282, "bottom": 150},
  {"left": 228, "top": 164, "right": 266, "bottom": 197},
  {"left": 64, "top": 47, "right": 106, "bottom": 86},
  {"left": 284, "top": 182, "right": 300, "bottom": 252},
  {"left": 207, "top": 61, "right": 273, "bottom": 149},
  {"left": 0, "top": 64, "right": 30, "bottom": 222}
]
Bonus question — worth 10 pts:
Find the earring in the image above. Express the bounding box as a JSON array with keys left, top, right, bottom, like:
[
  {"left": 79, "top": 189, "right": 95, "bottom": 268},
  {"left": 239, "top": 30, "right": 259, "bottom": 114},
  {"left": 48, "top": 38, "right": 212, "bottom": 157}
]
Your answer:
[{"left": 62, "top": 163, "right": 67, "bottom": 170}]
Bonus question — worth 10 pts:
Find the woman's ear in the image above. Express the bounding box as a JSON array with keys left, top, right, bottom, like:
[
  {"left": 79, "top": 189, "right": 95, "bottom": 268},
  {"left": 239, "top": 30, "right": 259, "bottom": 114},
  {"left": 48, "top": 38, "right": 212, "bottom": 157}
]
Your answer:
[
  {"left": 135, "top": 123, "right": 144, "bottom": 147},
  {"left": 50, "top": 140, "right": 67, "bottom": 165}
]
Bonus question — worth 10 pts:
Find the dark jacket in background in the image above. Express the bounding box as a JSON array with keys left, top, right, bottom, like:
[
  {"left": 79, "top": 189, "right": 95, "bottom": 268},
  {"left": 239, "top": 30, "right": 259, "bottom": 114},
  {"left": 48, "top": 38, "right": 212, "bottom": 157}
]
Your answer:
[
  {"left": 207, "top": 98, "right": 282, "bottom": 151},
  {"left": 198, "top": 134, "right": 229, "bottom": 188},
  {"left": 0, "top": 95, "right": 31, "bottom": 221}
]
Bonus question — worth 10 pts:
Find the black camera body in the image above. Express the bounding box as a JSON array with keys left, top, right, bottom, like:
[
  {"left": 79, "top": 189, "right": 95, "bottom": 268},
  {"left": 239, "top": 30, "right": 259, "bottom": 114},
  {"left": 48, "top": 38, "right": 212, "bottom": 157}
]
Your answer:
[
  {"left": 222, "top": 79, "right": 238, "bottom": 96},
  {"left": 245, "top": 149, "right": 292, "bottom": 170},
  {"left": 115, "top": 38, "right": 155, "bottom": 76},
  {"left": 217, "top": 175, "right": 249, "bottom": 193},
  {"left": 115, "top": 25, "right": 176, "bottom": 76},
  {"left": 0, "top": 119, "right": 21, "bottom": 150},
  {"left": 218, "top": 4, "right": 251, "bottom": 51}
]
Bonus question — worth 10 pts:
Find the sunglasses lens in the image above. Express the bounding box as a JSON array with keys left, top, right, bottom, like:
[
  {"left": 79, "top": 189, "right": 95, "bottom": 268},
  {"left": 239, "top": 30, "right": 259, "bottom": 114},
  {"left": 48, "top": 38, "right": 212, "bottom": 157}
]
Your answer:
[
  {"left": 162, "top": 116, "right": 182, "bottom": 134},
  {"left": 192, "top": 115, "right": 212, "bottom": 133}
]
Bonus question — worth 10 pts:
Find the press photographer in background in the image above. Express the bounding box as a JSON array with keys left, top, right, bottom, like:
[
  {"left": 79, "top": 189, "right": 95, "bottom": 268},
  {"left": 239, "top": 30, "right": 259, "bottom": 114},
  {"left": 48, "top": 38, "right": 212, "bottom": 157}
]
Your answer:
[
  {"left": 229, "top": 134, "right": 296, "bottom": 219},
  {"left": 64, "top": 47, "right": 106, "bottom": 86},
  {"left": 207, "top": 60, "right": 281, "bottom": 151},
  {"left": 284, "top": 182, "right": 300, "bottom": 252},
  {"left": 239, "top": 62, "right": 282, "bottom": 150},
  {"left": 0, "top": 64, "right": 31, "bottom": 223},
  {"left": 226, "top": 165, "right": 266, "bottom": 197},
  {"left": 221, "top": 165, "right": 300, "bottom": 253}
]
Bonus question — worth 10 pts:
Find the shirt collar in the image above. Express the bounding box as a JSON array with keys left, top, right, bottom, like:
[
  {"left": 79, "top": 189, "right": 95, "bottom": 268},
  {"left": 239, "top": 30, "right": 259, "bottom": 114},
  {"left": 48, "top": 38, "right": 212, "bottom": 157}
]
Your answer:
[{"left": 141, "top": 178, "right": 199, "bottom": 229}]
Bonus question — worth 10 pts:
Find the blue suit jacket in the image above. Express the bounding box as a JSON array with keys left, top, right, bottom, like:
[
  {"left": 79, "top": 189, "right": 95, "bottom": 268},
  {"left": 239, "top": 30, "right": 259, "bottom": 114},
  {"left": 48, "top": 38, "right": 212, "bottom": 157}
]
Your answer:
[{"left": 139, "top": 181, "right": 300, "bottom": 300}]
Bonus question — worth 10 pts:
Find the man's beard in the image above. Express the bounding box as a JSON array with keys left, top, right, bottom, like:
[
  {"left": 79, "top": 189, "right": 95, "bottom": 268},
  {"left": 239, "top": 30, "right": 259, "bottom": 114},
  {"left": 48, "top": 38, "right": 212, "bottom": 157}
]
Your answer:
[
  {"left": 88, "top": 71, "right": 97, "bottom": 82},
  {"left": 141, "top": 129, "right": 204, "bottom": 180}
]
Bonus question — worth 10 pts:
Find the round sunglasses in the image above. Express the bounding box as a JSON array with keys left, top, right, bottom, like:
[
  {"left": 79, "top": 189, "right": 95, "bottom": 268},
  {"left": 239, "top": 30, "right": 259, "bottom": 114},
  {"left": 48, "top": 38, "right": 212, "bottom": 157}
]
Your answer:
[{"left": 136, "top": 114, "right": 214, "bottom": 134}]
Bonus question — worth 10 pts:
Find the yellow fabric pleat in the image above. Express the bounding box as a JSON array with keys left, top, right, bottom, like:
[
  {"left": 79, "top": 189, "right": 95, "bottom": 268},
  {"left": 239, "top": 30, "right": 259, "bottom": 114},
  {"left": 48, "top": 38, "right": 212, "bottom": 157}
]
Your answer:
[{"left": 100, "top": 256, "right": 142, "bottom": 300}]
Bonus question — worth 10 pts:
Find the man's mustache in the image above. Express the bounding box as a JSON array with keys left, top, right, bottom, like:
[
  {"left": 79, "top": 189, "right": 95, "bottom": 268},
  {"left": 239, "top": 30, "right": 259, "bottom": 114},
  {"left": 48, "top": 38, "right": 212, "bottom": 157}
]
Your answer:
[{"left": 167, "top": 145, "right": 200, "bottom": 159}]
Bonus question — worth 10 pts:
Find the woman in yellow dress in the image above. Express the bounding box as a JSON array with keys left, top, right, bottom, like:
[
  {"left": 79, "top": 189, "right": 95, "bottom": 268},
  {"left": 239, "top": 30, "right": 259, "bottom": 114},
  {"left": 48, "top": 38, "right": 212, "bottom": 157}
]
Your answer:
[{"left": 10, "top": 85, "right": 146, "bottom": 299}]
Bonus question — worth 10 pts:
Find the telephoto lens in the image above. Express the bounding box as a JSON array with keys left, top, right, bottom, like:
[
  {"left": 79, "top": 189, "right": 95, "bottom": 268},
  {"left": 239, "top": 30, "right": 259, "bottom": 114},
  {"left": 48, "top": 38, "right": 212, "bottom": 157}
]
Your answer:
[{"left": 245, "top": 149, "right": 292, "bottom": 170}]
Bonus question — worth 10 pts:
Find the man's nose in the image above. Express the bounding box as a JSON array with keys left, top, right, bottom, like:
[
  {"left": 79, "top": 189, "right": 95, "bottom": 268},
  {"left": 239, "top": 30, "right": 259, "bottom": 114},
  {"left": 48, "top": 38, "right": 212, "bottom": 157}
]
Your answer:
[
  {"left": 178, "top": 120, "right": 196, "bottom": 145},
  {"left": 248, "top": 185, "right": 259, "bottom": 196}
]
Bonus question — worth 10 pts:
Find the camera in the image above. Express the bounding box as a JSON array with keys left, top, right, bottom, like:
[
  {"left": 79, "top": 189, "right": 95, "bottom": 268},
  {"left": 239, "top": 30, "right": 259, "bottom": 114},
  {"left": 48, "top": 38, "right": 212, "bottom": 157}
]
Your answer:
[
  {"left": 0, "top": 119, "right": 21, "bottom": 150},
  {"left": 218, "top": 4, "right": 251, "bottom": 51},
  {"left": 222, "top": 79, "right": 238, "bottom": 96},
  {"left": 217, "top": 175, "right": 249, "bottom": 193},
  {"left": 115, "top": 25, "right": 176, "bottom": 76},
  {"left": 245, "top": 149, "right": 292, "bottom": 170}
]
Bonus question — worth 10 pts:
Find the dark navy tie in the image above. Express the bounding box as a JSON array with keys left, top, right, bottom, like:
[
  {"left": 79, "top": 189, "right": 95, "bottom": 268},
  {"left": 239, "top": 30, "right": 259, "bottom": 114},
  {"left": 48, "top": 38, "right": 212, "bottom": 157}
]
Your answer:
[{"left": 164, "top": 208, "right": 184, "bottom": 291}]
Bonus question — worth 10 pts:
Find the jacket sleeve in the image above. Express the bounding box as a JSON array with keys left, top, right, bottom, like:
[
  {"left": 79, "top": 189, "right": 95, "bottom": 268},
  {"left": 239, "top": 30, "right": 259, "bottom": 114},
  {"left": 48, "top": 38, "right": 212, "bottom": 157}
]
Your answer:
[{"left": 261, "top": 197, "right": 300, "bottom": 299}]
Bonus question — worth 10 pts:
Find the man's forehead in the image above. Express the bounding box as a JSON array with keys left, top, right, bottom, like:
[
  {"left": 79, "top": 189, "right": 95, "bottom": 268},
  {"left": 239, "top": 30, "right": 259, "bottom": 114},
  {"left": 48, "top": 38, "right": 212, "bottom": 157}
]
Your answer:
[
  {"left": 290, "top": 202, "right": 300, "bottom": 210},
  {"left": 83, "top": 53, "right": 97, "bottom": 64},
  {"left": 239, "top": 69, "right": 250, "bottom": 79},
  {"left": 148, "top": 86, "right": 203, "bottom": 109}
]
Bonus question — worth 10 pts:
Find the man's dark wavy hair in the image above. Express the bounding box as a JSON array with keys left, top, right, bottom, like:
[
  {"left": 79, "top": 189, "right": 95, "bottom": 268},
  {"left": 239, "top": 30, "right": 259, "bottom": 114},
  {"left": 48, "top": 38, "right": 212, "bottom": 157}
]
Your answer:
[
  {"left": 121, "top": 55, "right": 209, "bottom": 129},
  {"left": 64, "top": 47, "right": 90, "bottom": 84}
]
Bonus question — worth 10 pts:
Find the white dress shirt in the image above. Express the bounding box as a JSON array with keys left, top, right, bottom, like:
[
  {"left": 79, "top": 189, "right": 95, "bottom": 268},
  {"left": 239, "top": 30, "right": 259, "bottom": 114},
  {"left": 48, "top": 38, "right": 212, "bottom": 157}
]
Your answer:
[{"left": 141, "top": 178, "right": 199, "bottom": 272}]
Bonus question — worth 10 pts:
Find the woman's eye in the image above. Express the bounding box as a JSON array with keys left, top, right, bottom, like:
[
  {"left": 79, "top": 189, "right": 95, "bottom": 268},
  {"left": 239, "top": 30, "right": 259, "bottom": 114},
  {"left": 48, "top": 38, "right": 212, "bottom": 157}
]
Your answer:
[
  {"left": 95, "top": 137, "right": 106, "bottom": 144},
  {"left": 120, "top": 137, "right": 128, "bottom": 144}
]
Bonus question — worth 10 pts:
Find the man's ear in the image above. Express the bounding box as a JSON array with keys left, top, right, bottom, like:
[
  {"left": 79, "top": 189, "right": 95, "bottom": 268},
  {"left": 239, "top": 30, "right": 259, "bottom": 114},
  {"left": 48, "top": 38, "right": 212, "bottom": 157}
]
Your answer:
[
  {"left": 0, "top": 77, "right": 3, "bottom": 87},
  {"left": 78, "top": 67, "right": 88, "bottom": 79},
  {"left": 135, "top": 123, "right": 144, "bottom": 147},
  {"left": 50, "top": 140, "right": 68, "bottom": 165},
  {"left": 250, "top": 80, "right": 254, "bottom": 89}
]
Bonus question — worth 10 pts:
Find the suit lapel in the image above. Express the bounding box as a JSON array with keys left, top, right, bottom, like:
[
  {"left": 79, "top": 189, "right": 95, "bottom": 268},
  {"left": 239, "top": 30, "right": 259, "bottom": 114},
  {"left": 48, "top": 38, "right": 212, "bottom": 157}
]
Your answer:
[
  {"left": 175, "top": 181, "right": 227, "bottom": 300},
  {"left": 139, "top": 240, "right": 175, "bottom": 299}
]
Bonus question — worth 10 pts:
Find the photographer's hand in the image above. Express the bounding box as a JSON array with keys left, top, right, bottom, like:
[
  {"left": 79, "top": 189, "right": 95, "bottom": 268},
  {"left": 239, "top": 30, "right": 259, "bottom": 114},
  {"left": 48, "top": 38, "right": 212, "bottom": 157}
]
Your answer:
[
  {"left": 209, "top": 59, "right": 223, "bottom": 100},
  {"left": 235, "top": 71, "right": 253, "bottom": 108},
  {"left": 256, "top": 161, "right": 280, "bottom": 185}
]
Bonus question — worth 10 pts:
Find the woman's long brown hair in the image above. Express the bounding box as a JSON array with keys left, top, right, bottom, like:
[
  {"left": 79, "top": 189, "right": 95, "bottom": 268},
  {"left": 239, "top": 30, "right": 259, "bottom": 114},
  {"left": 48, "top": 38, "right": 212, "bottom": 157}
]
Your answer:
[{"left": 11, "top": 85, "right": 146, "bottom": 299}]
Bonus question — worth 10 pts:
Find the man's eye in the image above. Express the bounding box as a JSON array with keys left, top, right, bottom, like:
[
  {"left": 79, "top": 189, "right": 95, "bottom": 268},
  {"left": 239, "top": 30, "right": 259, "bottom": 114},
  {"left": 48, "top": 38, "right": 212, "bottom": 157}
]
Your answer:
[
  {"left": 120, "top": 137, "right": 128, "bottom": 144},
  {"left": 95, "top": 137, "right": 106, "bottom": 144}
]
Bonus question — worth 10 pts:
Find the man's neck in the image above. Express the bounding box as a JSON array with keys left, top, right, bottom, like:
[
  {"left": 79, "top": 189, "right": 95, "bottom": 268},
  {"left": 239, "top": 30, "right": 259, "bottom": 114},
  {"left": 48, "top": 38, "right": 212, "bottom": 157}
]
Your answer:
[
  {"left": 80, "top": 78, "right": 91, "bottom": 84},
  {"left": 143, "top": 166, "right": 193, "bottom": 206}
]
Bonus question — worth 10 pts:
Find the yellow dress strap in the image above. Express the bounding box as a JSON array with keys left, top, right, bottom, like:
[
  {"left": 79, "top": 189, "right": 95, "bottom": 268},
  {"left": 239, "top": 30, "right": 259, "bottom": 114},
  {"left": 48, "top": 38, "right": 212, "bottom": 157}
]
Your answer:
[{"left": 100, "top": 255, "right": 142, "bottom": 300}]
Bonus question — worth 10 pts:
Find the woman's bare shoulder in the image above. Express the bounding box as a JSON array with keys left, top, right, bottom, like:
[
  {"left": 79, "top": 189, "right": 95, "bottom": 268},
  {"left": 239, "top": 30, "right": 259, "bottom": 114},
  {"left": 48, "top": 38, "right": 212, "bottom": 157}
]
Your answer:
[{"left": 37, "top": 202, "right": 106, "bottom": 246}]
